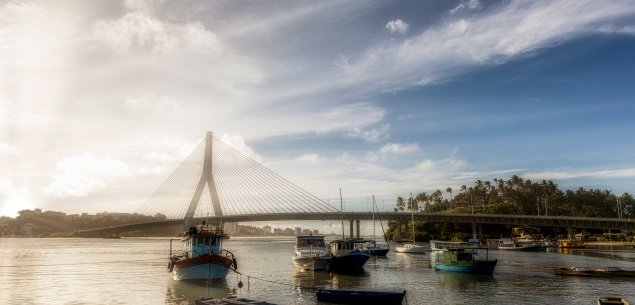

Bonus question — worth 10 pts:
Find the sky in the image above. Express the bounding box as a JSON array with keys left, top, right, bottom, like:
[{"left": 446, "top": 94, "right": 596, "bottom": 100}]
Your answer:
[{"left": 2, "top": 0, "right": 635, "bottom": 218}]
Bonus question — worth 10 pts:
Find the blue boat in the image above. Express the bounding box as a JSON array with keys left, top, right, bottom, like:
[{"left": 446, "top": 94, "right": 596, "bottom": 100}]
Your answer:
[
  {"left": 328, "top": 239, "right": 370, "bottom": 272},
  {"left": 430, "top": 240, "right": 497, "bottom": 275},
  {"left": 316, "top": 289, "right": 406, "bottom": 305}
]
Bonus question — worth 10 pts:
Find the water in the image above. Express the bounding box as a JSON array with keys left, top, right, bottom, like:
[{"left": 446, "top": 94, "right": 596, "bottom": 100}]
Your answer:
[{"left": 1, "top": 237, "right": 634, "bottom": 305}]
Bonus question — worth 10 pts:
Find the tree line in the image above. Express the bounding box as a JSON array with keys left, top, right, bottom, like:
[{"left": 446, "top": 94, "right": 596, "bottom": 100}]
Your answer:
[{"left": 387, "top": 175, "right": 633, "bottom": 241}]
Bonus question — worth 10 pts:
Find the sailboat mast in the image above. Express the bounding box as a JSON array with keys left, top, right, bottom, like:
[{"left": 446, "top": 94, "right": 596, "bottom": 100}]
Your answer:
[
  {"left": 372, "top": 196, "right": 376, "bottom": 241},
  {"left": 340, "top": 188, "right": 345, "bottom": 240},
  {"left": 410, "top": 193, "right": 416, "bottom": 245}
]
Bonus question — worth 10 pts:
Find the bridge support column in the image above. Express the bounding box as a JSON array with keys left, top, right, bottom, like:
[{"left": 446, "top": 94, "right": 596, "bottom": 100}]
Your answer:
[
  {"left": 404, "top": 222, "right": 409, "bottom": 240},
  {"left": 397, "top": 223, "right": 402, "bottom": 240},
  {"left": 349, "top": 219, "right": 354, "bottom": 239},
  {"left": 356, "top": 219, "right": 360, "bottom": 238},
  {"left": 471, "top": 223, "right": 478, "bottom": 241}
]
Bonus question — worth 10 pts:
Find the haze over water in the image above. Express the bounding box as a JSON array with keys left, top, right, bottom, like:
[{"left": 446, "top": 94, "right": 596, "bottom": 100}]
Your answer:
[{"left": 2, "top": 237, "right": 634, "bottom": 305}]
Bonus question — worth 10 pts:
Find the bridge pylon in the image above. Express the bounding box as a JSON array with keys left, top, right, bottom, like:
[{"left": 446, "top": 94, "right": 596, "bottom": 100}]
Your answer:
[{"left": 183, "top": 132, "right": 223, "bottom": 229}]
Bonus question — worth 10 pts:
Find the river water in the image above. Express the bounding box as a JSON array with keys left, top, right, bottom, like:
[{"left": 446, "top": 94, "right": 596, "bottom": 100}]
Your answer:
[{"left": 1, "top": 237, "right": 634, "bottom": 305}]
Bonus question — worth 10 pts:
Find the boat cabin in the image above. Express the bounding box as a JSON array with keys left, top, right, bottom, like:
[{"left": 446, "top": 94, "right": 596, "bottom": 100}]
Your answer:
[
  {"left": 182, "top": 223, "right": 224, "bottom": 259},
  {"left": 295, "top": 235, "right": 326, "bottom": 248},
  {"left": 329, "top": 239, "right": 369, "bottom": 256}
]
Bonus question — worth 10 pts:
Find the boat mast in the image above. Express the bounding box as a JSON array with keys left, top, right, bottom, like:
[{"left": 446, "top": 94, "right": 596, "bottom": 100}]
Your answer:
[
  {"left": 410, "top": 193, "right": 416, "bottom": 246},
  {"left": 340, "top": 188, "right": 345, "bottom": 240},
  {"left": 373, "top": 195, "right": 389, "bottom": 245}
]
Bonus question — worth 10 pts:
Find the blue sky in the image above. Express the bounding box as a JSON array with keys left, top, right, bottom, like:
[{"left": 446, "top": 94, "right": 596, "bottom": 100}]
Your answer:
[{"left": 1, "top": 0, "right": 635, "bottom": 217}]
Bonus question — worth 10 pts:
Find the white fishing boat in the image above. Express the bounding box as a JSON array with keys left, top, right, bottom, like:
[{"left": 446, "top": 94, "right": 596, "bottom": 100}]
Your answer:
[
  {"left": 292, "top": 234, "right": 331, "bottom": 270},
  {"left": 168, "top": 222, "right": 237, "bottom": 280}
]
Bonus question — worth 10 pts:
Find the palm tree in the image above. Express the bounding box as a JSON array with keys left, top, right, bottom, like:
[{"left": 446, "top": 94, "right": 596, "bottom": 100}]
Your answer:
[{"left": 446, "top": 187, "right": 453, "bottom": 202}]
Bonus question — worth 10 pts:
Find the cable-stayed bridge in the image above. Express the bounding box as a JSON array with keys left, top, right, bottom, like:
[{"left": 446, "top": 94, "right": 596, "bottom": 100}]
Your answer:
[{"left": 75, "top": 132, "right": 635, "bottom": 237}]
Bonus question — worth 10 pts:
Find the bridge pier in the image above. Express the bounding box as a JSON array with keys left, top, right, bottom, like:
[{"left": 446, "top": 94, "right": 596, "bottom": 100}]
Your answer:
[
  {"left": 397, "top": 223, "right": 402, "bottom": 240},
  {"left": 349, "top": 219, "right": 354, "bottom": 239},
  {"left": 356, "top": 219, "right": 360, "bottom": 239}
]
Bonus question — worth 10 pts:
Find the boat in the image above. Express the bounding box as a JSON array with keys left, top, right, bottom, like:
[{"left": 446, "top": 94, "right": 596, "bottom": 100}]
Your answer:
[
  {"left": 497, "top": 240, "right": 543, "bottom": 251},
  {"left": 395, "top": 197, "right": 427, "bottom": 254},
  {"left": 316, "top": 289, "right": 406, "bottom": 305},
  {"left": 168, "top": 222, "right": 237, "bottom": 280},
  {"left": 365, "top": 194, "right": 390, "bottom": 256},
  {"left": 598, "top": 297, "right": 630, "bottom": 305},
  {"left": 291, "top": 234, "right": 331, "bottom": 270},
  {"left": 196, "top": 296, "right": 276, "bottom": 305},
  {"left": 395, "top": 243, "right": 427, "bottom": 254},
  {"left": 430, "top": 240, "right": 497, "bottom": 275},
  {"left": 554, "top": 266, "right": 635, "bottom": 278},
  {"left": 365, "top": 239, "right": 390, "bottom": 256},
  {"left": 328, "top": 239, "right": 371, "bottom": 272},
  {"left": 558, "top": 239, "right": 586, "bottom": 249}
]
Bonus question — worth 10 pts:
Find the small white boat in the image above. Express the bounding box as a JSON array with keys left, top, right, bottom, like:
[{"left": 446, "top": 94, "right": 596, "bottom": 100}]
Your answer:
[
  {"left": 396, "top": 243, "right": 427, "bottom": 254},
  {"left": 395, "top": 205, "right": 426, "bottom": 254},
  {"left": 292, "top": 234, "right": 331, "bottom": 270}
]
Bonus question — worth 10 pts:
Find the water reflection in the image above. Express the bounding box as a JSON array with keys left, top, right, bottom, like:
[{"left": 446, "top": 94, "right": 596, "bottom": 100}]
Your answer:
[
  {"left": 165, "top": 279, "right": 233, "bottom": 305},
  {"left": 436, "top": 271, "right": 497, "bottom": 290}
]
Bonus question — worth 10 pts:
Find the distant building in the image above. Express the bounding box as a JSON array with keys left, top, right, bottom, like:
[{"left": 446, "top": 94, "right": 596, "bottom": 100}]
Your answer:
[{"left": 295, "top": 227, "right": 302, "bottom": 235}]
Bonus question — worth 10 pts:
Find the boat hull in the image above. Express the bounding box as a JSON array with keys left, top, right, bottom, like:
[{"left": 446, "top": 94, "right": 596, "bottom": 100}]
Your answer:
[
  {"left": 329, "top": 252, "right": 370, "bottom": 272},
  {"left": 316, "top": 289, "right": 406, "bottom": 305},
  {"left": 368, "top": 247, "right": 390, "bottom": 256},
  {"left": 433, "top": 260, "right": 497, "bottom": 275},
  {"left": 498, "top": 244, "right": 543, "bottom": 251},
  {"left": 396, "top": 244, "right": 427, "bottom": 254},
  {"left": 292, "top": 256, "right": 330, "bottom": 270},
  {"left": 172, "top": 253, "right": 234, "bottom": 280}
]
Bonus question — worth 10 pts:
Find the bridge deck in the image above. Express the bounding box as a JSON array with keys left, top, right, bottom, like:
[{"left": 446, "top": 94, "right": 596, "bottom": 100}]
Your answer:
[{"left": 75, "top": 212, "right": 635, "bottom": 236}]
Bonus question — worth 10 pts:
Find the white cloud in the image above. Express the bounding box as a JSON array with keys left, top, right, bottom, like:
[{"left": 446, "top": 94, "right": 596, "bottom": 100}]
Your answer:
[
  {"left": 379, "top": 143, "right": 420, "bottom": 155},
  {"left": 0, "top": 143, "right": 19, "bottom": 155},
  {"left": 416, "top": 159, "right": 434, "bottom": 171},
  {"left": 385, "top": 19, "right": 409, "bottom": 34},
  {"left": 524, "top": 167, "right": 635, "bottom": 180},
  {"left": 0, "top": 177, "right": 13, "bottom": 192},
  {"left": 598, "top": 24, "right": 635, "bottom": 34},
  {"left": 341, "top": 0, "right": 635, "bottom": 92},
  {"left": 345, "top": 124, "right": 391, "bottom": 143},
  {"left": 92, "top": 12, "right": 222, "bottom": 55},
  {"left": 450, "top": 0, "right": 482, "bottom": 14},
  {"left": 297, "top": 153, "right": 321, "bottom": 164},
  {"left": 45, "top": 152, "right": 130, "bottom": 197},
  {"left": 219, "top": 133, "right": 263, "bottom": 162},
  {"left": 124, "top": 92, "right": 179, "bottom": 112}
]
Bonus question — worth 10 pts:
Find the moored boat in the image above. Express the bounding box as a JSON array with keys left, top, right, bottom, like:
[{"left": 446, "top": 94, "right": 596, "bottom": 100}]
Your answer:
[
  {"left": 292, "top": 234, "right": 331, "bottom": 270},
  {"left": 365, "top": 239, "right": 390, "bottom": 256},
  {"left": 328, "top": 239, "right": 370, "bottom": 272},
  {"left": 497, "top": 241, "right": 543, "bottom": 251},
  {"left": 395, "top": 243, "right": 427, "bottom": 254},
  {"left": 598, "top": 297, "right": 630, "bottom": 305},
  {"left": 430, "top": 240, "right": 497, "bottom": 275},
  {"left": 554, "top": 266, "right": 635, "bottom": 278},
  {"left": 558, "top": 239, "right": 586, "bottom": 249},
  {"left": 168, "top": 222, "right": 237, "bottom": 280},
  {"left": 316, "top": 289, "right": 406, "bottom": 305}
]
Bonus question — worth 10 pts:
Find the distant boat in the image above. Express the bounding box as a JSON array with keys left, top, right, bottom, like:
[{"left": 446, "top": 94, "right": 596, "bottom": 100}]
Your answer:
[
  {"left": 497, "top": 240, "right": 543, "bottom": 251},
  {"left": 168, "top": 222, "right": 237, "bottom": 280},
  {"left": 396, "top": 197, "right": 427, "bottom": 254},
  {"left": 316, "top": 289, "right": 406, "bottom": 305},
  {"left": 558, "top": 239, "right": 586, "bottom": 249},
  {"left": 291, "top": 234, "right": 331, "bottom": 271},
  {"left": 430, "top": 240, "right": 497, "bottom": 275},
  {"left": 598, "top": 296, "right": 630, "bottom": 305},
  {"left": 366, "top": 195, "right": 390, "bottom": 256},
  {"left": 196, "top": 296, "right": 275, "bottom": 305},
  {"left": 328, "top": 239, "right": 371, "bottom": 272},
  {"left": 554, "top": 266, "right": 635, "bottom": 278}
]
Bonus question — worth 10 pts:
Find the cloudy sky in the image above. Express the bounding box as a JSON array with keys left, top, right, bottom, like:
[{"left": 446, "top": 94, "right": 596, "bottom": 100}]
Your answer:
[{"left": 2, "top": 0, "right": 635, "bottom": 217}]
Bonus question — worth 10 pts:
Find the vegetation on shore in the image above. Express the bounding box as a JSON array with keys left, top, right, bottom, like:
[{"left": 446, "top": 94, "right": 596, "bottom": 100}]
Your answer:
[{"left": 386, "top": 175, "right": 633, "bottom": 241}]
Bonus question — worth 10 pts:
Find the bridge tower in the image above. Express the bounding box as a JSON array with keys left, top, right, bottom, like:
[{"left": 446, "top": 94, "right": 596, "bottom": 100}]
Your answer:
[{"left": 183, "top": 132, "right": 223, "bottom": 229}]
